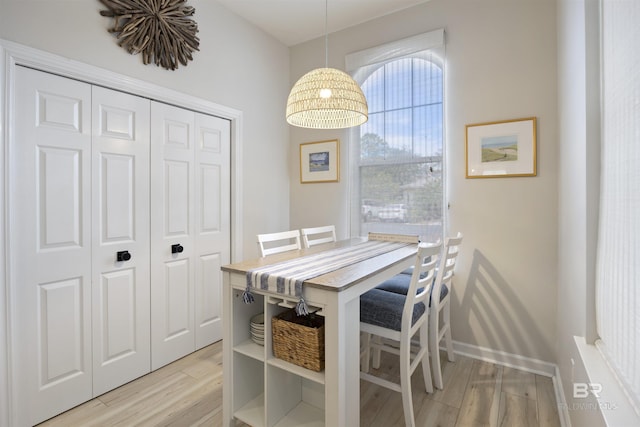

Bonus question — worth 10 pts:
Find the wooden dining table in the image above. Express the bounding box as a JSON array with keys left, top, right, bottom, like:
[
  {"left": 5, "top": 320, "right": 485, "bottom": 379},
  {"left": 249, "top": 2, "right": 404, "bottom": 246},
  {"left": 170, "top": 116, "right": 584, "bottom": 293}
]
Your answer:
[{"left": 221, "top": 237, "right": 418, "bottom": 427}]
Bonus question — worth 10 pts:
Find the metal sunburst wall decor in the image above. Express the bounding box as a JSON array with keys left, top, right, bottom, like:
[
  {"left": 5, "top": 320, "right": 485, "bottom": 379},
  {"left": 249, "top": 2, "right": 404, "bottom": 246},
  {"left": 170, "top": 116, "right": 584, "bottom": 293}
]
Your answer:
[{"left": 99, "top": 0, "right": 200, "bottom": 70}]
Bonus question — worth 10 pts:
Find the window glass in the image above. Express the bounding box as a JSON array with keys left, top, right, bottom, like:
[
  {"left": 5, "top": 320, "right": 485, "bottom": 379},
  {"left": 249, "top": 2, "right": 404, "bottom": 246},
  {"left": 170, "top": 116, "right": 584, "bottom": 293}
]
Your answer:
[
  {"left": 352, "top": 54, "right": 444, "bottom": 243},
  {"left": 595, "top": 0, "right": 640, "bottom": 411}
]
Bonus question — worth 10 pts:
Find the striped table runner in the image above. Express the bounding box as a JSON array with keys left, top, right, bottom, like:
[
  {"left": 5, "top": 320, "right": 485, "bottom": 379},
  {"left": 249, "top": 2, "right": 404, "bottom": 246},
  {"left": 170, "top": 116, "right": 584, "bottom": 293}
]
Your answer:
[{"left": 244, "top": 239, "right": 415, "bottom": 314}]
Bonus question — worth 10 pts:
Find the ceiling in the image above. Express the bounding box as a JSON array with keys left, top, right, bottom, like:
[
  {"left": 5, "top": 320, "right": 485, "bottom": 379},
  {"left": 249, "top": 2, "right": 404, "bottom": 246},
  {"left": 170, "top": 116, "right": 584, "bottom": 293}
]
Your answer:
[{"left": 215, "top": 0, "right": 431, "bottom": 47}]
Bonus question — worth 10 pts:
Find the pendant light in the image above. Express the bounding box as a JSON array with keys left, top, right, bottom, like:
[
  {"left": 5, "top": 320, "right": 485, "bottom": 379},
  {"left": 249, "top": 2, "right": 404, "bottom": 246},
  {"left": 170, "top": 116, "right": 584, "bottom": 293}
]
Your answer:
[{"left": 286, "top": 0, "right": 368, "bottom": 129}]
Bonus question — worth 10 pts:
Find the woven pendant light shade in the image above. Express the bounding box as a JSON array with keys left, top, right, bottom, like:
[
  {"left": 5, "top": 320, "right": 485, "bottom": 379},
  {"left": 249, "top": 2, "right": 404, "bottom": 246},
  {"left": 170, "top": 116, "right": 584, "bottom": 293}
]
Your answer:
[{"left": 286, "top": 67, "right": 368, "bottom": 129}]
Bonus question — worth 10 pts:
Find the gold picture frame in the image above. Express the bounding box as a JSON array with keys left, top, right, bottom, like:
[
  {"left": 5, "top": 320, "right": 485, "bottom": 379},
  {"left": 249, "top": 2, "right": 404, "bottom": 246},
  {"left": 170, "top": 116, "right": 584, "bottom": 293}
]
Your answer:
[
  {"left": 300, "top": 139, "right": 340, "bottom": 183},
  {"left": 465, "top": 117, "right": 537, "bottom": 178}
]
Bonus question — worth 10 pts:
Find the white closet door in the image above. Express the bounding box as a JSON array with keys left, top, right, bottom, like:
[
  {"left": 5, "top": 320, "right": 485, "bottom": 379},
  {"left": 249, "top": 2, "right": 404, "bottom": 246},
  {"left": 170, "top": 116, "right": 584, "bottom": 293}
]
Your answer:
[
  {"left": 150, "top": 102, "right": 196, "bottom": 369},
  {"left": 194, "top": 113, "right": 230, "bottom": 349},
  {"left": 91, "top": 86, "right": 151, "bottom": 395},
  {"left": 11, "top": 66, "right": 93, "bottom": 425}
]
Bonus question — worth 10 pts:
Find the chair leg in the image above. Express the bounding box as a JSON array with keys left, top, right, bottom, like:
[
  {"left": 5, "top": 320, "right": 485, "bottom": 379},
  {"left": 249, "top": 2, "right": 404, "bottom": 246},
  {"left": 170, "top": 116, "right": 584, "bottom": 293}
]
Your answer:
[
  {"left": 443, "top": 301, "right": 455, "bottom": 362},
  {"left": 372, "top": 334, "right": 382, "bottom": 369},
  {"left": 420, "top": 323, "right": 433, "bottom": 394},
  {"left": 400, "top": 334, "right": 416, "bottom": 427},
  {"left": 361, "top": 332, "right": 371, "bottom": 373},
  {"left": 429, "top": 311, "right": 444, "bottom": 390}
]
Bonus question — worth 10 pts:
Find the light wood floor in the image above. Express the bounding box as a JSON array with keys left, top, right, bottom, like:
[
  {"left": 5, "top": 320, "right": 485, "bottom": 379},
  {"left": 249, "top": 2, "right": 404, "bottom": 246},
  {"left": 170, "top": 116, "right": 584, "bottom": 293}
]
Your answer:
[{"left": 39, "top": 340, "right": 562, "bottom": 427}]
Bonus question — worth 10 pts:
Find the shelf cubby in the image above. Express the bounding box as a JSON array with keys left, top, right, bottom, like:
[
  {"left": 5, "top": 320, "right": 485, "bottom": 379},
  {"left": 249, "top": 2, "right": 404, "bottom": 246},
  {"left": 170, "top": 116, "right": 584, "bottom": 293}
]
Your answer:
[{"left": 230, "top": 285, "right": 326, "bottom": 426}]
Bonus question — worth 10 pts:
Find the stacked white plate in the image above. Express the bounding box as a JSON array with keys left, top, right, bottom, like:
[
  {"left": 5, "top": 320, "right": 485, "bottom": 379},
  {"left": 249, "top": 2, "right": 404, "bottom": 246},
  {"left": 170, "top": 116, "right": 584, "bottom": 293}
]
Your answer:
[{"left": 250, "top": 312, "right": 265, "bottom": 346}]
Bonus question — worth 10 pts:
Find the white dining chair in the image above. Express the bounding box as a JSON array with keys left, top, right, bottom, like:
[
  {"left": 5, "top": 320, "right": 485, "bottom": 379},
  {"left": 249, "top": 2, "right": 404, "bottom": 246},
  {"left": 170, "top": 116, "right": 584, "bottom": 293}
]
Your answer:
[
  {"left": 429, "top": 232, "right": 463, "bottom": 389},
  {"left": 301, "top": 225, "right": 336, "bottom": 248},
  {"left": 257, "top": 229, "right": 301, "bottom": 257},
  {"left": 373, "top": 232, "right": 463, "bottom": 390},
  {"left": 360, "top": 242, "right": 441, "bottom": 427}
]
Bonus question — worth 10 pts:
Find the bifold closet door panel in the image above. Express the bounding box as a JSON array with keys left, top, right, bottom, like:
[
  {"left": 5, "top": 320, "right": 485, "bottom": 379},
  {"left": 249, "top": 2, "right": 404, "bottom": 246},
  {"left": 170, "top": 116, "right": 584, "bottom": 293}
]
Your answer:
[
  {"left": 9, "top": 65, "right": 231, "bottom": 425},
  {"left": 193, "top": 113, "right": 230, "bottom": 349},
  {"left": 91, "top": 86, "right": 151, "bottom": 396},
  {"left": 150, "top": 101, "right": 197, "bottom": 370},
  {"left": 11, "top": 66, "right": 93, "bottom": 426}
]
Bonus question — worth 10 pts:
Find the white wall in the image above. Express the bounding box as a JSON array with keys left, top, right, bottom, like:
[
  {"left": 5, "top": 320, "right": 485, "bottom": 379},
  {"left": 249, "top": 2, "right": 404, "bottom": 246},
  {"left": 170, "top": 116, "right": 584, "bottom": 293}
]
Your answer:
[
  {"left": 0, "top": 0, "right": 291, "bottom": 259},
  {"left": 289, "top": 0, "right": 559, "bottom": 363}
]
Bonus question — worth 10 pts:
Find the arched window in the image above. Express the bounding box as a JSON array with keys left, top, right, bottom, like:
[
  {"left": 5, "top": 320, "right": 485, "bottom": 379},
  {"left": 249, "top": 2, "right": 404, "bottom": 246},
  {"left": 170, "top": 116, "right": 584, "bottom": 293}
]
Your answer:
[{"left": 350, "top": 48, "right": 444, "bottom": 242}]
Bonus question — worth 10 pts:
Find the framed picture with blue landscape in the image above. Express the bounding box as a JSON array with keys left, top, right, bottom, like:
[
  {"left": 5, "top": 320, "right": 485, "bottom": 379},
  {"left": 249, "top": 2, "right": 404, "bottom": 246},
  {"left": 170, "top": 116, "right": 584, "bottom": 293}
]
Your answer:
[
  {"left": 465, "top": 117, "right": 537, "bottom": 178},
  {"left": 300, "top": 139, "right": 340, "bottom": 183}
]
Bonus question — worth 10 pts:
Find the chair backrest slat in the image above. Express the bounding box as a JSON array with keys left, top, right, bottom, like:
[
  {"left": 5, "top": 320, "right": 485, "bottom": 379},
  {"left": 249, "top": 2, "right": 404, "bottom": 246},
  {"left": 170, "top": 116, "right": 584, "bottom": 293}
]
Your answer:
[
  {"left": 402, "top": 242, "right": 441, "bottom": 332},
  {"left": 257, "top": 230, "right": 301, "bottom": 257},
  {"left": 301, "top": 225, "right": 336, "bottom": 248},
  {"left": 432, "top": 232, "right": 463, "bottom": 308}
]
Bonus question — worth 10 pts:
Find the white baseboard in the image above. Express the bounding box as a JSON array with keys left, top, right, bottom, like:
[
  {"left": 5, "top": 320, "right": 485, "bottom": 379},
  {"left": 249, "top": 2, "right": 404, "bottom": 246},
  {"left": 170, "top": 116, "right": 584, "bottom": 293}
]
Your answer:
[
  {"left": 451, "top": 340, "right": 570, "bottom": 426},
  {"left": 452, "top": 340, "right": 556, "bottom": 377},
  {"left": 554, "top": 365, "right": 572, "bottom": 427}
]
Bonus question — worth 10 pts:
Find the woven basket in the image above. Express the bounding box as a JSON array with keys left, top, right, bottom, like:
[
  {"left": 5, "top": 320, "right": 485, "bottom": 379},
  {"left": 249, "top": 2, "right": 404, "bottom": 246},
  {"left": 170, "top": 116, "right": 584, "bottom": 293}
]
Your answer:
[{"left": 272, "top": 309, "right": 325, "bottom": 372}]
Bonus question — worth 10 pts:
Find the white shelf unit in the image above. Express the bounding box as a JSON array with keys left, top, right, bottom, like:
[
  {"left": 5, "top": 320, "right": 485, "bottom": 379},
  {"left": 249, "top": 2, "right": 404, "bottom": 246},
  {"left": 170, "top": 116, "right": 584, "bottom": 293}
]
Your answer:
[{"left": 231, "top": 288, "right": 326, "bottom": 427}]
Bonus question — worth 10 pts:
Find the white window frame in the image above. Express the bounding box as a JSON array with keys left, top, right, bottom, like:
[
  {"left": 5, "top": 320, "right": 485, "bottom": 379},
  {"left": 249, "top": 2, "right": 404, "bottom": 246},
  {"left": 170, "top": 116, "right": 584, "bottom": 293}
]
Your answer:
[{"left": 346, "top": 29, "right": 447, "bottom": 240}]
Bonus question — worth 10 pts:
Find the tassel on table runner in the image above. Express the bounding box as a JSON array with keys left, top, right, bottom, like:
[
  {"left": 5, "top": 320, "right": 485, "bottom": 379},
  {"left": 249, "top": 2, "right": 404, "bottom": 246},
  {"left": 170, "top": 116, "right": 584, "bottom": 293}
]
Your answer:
[
  {"left": 242, "top": 272, "right": 255, "bottom": 304},
  {"left": 295, "top": 297, "right": 310, "bottom": 316},
  {"left": 242, "top": 287, "right": 255, "bottom": 304},
  {"left": 294, "top": 280, "right": 310, "bottom": 315}
]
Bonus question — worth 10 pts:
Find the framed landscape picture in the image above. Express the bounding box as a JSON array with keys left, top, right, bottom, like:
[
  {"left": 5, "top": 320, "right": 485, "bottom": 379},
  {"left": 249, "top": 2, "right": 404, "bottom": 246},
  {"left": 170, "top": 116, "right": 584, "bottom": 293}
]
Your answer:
[
  {"left": 465, "top": 117, "right": 537, "bottom": 178},
  {"left": 300, "top": 139, "right": 340, "bottom": 183}
]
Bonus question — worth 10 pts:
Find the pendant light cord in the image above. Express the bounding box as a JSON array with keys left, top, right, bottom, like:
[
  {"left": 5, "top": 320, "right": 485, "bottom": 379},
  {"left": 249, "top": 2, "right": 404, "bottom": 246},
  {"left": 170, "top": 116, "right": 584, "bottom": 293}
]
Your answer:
[{"left": 324, "top": 0, "right": 328, "bottom": 68}]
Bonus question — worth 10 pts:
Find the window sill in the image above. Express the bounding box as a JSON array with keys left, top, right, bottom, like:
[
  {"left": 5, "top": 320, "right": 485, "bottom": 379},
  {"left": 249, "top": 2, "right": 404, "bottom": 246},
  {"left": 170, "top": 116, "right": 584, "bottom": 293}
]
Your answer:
[{"left": 574, "top": 336, "right": 640, "bottom": 426}]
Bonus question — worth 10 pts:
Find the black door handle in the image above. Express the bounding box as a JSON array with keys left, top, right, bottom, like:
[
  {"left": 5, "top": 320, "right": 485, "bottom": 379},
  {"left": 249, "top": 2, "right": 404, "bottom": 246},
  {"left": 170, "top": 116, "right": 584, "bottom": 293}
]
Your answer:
[
  {"left": 116, "top": 250, "right": 131, "bottom": 262},
  {"left": 171, "top": 244, "right": 184, "bottom": 254}
]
